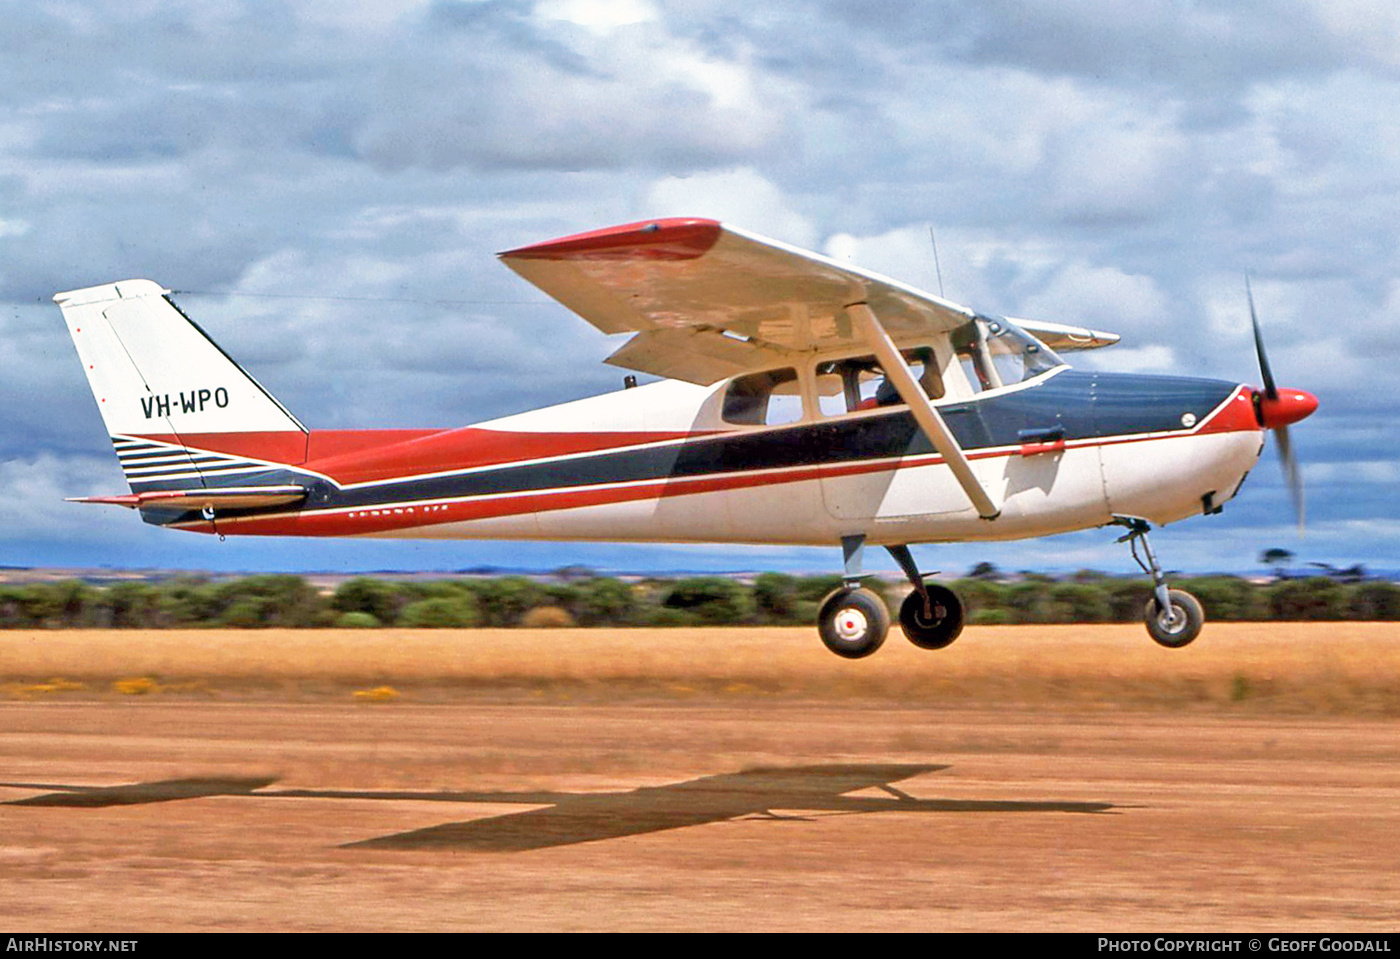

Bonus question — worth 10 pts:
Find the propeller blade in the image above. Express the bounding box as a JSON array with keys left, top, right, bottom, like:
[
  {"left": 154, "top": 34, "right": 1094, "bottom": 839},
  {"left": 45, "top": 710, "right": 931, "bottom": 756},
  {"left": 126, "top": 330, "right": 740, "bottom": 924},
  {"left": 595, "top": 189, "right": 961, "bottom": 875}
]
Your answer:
[
  {"left": 1248, "top": 278, "right": 1307, "bottom": 531},
  {"left": 1275, "top": 424, "right": 1305, "bottom": 532},
  {"left": 1247, "top": 276, "right": 1278, "bottom": 400}
]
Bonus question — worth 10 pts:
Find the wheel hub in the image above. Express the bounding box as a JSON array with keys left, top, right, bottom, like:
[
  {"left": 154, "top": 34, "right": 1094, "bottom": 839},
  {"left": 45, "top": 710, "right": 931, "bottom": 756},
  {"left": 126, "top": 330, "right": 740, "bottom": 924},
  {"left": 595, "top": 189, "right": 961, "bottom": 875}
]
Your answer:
[{"left": 835, "top": 608, "right": 868, "bottom": 640}]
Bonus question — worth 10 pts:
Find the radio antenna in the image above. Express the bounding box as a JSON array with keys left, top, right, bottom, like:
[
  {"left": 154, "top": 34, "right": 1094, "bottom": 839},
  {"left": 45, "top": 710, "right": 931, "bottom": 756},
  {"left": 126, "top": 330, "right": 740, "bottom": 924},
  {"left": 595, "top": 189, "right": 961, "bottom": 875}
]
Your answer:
[{"left": 928, "top": 224, "right": 945, "bottom": 299}]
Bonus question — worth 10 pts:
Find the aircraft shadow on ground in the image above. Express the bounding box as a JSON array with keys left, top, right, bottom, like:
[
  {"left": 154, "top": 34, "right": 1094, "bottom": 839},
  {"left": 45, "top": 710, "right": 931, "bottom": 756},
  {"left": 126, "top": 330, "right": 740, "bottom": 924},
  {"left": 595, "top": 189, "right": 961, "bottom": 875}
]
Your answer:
[{"left": 2, "top": 764, "right": 1115, "bottom": 852}]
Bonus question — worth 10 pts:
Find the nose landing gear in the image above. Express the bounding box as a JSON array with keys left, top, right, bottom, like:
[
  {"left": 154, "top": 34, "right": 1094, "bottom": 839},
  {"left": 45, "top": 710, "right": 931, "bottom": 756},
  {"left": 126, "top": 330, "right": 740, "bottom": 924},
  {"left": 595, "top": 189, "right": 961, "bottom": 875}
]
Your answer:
[{"left": 1113, "top": 516, "right": 1204, "bottom": 648}]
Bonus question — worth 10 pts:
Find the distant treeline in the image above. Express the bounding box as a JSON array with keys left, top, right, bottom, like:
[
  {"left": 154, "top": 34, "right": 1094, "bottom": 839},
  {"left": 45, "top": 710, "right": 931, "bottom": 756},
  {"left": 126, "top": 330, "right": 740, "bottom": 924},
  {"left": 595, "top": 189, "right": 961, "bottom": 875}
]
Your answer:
[{"left": 1, "top": 572, "right": 1398, "bottom": 629}]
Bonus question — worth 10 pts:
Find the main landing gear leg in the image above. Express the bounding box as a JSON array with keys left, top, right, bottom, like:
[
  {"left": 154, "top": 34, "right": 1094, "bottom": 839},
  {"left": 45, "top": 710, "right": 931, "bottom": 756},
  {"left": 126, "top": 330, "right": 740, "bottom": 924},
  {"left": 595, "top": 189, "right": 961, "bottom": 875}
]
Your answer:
[
  {"left": 1112, "top": 516, "right": 1204, "bottom": 648},
  {"left": 815, "top": 539, "right": 969, "bottom": 658},
  {"left": 886, "top": 544, "right": 964, "bottom": 650},
  {"left": 816, "top": 535, "right": 890, "bottom": 659}
]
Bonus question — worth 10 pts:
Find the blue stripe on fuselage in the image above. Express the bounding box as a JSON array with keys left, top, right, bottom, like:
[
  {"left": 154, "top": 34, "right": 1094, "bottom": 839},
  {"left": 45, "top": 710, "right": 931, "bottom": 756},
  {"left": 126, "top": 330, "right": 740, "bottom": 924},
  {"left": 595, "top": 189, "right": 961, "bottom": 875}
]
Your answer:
[{"left": 154, "top": 371, "right": 1242, "bottom": 526}]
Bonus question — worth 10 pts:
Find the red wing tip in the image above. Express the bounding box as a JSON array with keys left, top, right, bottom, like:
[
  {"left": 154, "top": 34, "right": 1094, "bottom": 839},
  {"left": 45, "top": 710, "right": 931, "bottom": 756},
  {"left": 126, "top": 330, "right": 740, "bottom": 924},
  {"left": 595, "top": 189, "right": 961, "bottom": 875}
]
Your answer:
[{"left": 498, "top": 218, "right": 723, "bottom": 262}]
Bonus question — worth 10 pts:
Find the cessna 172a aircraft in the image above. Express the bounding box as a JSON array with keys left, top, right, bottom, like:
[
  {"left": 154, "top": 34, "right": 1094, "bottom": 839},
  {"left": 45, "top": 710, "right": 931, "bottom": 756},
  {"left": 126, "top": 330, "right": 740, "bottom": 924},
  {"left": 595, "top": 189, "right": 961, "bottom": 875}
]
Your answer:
[{"left": 55, "top": 218, "right": 1317, "bottom": 657}]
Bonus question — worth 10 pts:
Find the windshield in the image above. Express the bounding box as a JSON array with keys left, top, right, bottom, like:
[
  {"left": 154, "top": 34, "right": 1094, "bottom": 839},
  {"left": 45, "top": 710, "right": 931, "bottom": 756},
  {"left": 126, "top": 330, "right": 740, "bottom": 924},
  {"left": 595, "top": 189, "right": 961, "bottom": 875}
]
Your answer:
[{"left": 951, "top": 315, "right": 1064, "bottom": 392}]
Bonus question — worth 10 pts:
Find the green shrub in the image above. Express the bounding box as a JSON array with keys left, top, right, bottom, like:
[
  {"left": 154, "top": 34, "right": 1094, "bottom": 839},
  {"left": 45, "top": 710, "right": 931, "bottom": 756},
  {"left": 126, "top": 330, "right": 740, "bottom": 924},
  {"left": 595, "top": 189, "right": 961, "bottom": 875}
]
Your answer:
[
  {"left": 1268, "top": 577, "right": 1345, "bottom": 620},
  {"left": 1347, "top": 582, "right": 1400, "bottom": 620},
  {"left": 332, "top": 578, "right": 403, "bottom": 625},
  {"left": 570, "top": 578, "right": 638, "bottom": 626},
  {"left": 398, "top": 596, "right": 479, "bottom": 628},
  {"left": 465, "top": 576, "right": 546, "bottom": 627},
  {"left": 1047, "top": 583, "right": 1112, "bottom": 623},
  {"left": 1176, "top": 576, "right": 1263, "bottom": 621},
  {"left": 753, "top": 572, "right": 800, "bottom": 622},
  {"left": 662, "top": 577, "right": 754, "bottom": 624}
]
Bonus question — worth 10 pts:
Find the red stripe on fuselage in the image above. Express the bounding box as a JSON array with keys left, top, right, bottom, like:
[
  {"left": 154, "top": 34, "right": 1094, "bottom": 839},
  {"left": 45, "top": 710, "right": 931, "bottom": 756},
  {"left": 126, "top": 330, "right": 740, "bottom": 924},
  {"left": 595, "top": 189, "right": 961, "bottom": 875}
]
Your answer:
[
  {"left": 130, "top": 431, "right": 312, "bottom": 464},
  {"left": 302, "top": 427, "right": 705, "bottom": 485},
  {"left": 139, "top": 427, "right": 706, "bottom": 484}
]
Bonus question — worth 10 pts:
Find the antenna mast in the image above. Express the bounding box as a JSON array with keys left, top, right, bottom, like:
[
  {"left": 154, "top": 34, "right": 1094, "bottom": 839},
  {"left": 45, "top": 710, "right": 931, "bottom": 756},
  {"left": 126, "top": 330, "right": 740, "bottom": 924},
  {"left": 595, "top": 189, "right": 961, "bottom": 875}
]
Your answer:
[{"left": 928, "top": 225, "right": 945, "bottom": 298}]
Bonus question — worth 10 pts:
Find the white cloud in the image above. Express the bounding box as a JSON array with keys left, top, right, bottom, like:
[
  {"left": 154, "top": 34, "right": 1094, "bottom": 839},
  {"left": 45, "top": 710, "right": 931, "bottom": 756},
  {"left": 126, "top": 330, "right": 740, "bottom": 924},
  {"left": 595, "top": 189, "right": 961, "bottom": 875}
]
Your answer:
[
  {"left": 1017, "top": 261, "right": 1171, "bottom": 340},
  {"left": 822, "top": 225, "right": 943, "bottom": 296},
  {"left": 642, "top": 168, "right": 817, "bottom": 248},
  {"left": 536, "top": 0, "right": 659, "bottom": 33},
  {"left": 1308, "top": 0, "right": 1400, "bottom": 68},
  {"left": 0, "top": 453, "right": 128, "bottom": 540},
  {"left": 1046, "top": 118, "right": 1191, "bottom": 223}
]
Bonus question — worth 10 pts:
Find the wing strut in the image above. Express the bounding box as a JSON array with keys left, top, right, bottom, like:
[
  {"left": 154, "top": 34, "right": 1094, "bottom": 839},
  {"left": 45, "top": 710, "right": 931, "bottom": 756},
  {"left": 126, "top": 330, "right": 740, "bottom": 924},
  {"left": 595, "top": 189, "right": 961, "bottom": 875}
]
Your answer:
[{"left": 846, "top": 302, "right": 1001, "bottom": 520}]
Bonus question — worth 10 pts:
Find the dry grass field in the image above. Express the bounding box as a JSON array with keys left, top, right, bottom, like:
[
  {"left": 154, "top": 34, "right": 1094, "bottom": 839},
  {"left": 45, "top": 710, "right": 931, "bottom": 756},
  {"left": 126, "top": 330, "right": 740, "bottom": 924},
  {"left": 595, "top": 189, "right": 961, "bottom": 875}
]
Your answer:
[
  {"left": 2, "top": 624, "right": 1398, "bottom": 931},
  {"left": 2, "top": 622, "right": 1398, "bottom": 713}
]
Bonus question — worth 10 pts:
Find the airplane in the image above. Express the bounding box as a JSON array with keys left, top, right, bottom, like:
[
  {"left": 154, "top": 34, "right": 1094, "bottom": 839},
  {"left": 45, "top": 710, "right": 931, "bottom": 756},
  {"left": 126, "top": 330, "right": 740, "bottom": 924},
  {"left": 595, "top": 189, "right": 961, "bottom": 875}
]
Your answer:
[{"left": 54, "top": 217, "right": 1318, "bottom": 656}]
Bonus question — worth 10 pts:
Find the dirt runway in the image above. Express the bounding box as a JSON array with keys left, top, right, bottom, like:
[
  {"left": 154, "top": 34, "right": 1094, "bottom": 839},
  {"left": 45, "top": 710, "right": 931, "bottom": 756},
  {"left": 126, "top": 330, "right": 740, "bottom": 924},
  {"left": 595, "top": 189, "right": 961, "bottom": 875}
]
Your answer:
[{"left": 2, "top": 625, "right": 1399, "bottom": 931}]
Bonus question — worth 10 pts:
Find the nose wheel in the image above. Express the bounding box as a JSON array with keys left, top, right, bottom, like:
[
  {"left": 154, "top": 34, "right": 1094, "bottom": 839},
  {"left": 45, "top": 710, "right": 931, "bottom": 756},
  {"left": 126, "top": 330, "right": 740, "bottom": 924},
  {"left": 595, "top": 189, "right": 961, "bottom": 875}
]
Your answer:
[
  {"left": 1145, "top": 589, "right": 1204, "bottom": 648},
  {"left": 1113, "top": 516, "right": 1204, "bottom": 648}
]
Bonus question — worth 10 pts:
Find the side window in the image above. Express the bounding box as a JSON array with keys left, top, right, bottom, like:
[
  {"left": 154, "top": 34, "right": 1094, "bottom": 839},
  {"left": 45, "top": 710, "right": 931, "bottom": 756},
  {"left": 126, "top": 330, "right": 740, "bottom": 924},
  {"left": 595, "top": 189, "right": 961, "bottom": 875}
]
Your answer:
[
  {"left": 815, "top": 348, "right": 943, "bottom": 417},
  {"left": 721, "top": 367, "right": 804, "bottom": 426}
]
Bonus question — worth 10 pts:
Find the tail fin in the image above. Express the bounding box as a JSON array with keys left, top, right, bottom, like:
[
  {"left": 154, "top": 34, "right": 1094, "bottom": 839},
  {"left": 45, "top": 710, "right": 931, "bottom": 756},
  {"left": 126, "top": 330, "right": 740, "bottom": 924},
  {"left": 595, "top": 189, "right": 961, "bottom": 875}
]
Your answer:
[{"left": 55, "top": 280, "right": 308, "bottom": 498}]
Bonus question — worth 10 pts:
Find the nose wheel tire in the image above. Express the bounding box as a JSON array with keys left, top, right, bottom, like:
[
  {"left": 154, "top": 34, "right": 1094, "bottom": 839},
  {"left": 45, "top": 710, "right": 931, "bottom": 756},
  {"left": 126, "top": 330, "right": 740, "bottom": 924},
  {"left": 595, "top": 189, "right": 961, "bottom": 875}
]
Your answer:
[
  {"left": 899, "top": 585, "right": 964, "bottom": 650},
  {"left": 1144, "top": 589, "right": 1204, "bottom": 648},
  {"left": 818, "top": 586, "right": 890, "bottom": 659}
]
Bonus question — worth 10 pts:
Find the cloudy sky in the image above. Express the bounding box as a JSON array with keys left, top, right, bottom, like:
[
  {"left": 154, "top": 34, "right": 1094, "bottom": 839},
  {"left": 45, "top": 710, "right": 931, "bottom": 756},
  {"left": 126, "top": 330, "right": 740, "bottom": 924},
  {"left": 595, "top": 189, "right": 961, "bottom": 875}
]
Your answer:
[{"left": 1, "top": 0, "right": 1396, "bottom": 578}]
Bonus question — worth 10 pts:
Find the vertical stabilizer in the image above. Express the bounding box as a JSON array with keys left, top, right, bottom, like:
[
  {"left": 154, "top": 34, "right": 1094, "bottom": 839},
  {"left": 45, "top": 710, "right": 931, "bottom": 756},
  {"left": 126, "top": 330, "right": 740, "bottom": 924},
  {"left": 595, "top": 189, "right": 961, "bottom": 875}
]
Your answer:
[{"left": 55, "top": 280, "right": 308, "bottom": 494}]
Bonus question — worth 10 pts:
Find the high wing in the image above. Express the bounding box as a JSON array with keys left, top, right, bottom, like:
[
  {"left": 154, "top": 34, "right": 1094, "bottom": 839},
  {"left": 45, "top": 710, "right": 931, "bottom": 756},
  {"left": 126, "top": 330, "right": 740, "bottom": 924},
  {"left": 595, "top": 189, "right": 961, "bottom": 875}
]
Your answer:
[{"left": 499, "top": 218, "right": 1117, "bottom": 385}]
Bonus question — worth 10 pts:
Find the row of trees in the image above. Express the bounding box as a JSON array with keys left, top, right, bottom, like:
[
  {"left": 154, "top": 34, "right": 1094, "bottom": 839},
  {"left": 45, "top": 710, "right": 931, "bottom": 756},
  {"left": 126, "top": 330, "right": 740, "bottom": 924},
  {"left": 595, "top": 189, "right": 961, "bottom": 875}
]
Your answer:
[{"left": 0, "top": 571, "right": 1398, "bottom": 629}]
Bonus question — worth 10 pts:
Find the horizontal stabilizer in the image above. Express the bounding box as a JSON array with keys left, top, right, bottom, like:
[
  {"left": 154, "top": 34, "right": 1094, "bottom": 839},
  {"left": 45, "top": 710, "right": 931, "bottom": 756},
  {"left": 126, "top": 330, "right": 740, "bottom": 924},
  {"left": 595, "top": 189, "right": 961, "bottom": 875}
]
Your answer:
[{"left": 67, "top": 485, "right": 308, "bottom": 512}]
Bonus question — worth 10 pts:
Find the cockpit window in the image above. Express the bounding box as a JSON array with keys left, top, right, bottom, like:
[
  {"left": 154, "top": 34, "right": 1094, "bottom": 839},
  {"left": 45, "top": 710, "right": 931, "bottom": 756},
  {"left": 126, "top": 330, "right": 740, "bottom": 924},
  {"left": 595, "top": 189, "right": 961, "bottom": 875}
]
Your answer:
[
  {"left": 815, "top": 347, "right": 943, "bottom": 417},
  {"left": 951, "top": 316, "right": 1062, "bottom": 392},
  {"left": 722, "top": 367, "right": 804, "bottom": 426}
]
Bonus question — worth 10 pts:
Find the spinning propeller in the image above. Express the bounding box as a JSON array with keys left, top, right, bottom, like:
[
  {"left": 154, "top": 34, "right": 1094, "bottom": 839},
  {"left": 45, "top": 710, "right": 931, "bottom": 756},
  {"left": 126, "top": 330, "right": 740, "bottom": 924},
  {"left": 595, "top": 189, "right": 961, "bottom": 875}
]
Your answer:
[{"left": 1246, "top": 277, "right": 1318, "bottom": 530}]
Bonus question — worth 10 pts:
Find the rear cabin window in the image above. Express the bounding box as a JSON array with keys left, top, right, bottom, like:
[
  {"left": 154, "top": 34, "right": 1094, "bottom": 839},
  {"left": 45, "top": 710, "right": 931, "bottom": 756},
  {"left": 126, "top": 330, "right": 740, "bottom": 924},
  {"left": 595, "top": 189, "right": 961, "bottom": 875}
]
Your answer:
[
  {"left": 815, "top": 347, "right": 943, "bottom": 417},
  {"left": 721, "top": 367, "right": 804, "bottom": 426}
]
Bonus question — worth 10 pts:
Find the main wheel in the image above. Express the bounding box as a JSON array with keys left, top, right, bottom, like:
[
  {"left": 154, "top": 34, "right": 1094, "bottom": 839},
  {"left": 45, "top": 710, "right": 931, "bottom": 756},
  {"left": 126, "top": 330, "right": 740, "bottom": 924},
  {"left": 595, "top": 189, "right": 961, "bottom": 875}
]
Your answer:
[
  {"left": 817, "top": 586, "right": 890, "bottom": 659},
  {"left": 1144, "top": 589, "right": 1204, "bottom": 648},
  {"left": 899, "top": 585, "right": 965, "bottom": 650}
]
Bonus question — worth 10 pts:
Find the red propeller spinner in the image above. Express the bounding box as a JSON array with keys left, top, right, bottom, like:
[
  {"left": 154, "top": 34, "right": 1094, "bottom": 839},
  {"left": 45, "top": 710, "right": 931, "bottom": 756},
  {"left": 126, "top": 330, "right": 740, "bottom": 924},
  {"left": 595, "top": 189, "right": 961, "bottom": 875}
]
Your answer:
[{"left": 1254, "top": 386, "right": 1318, "bottom": 429}]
